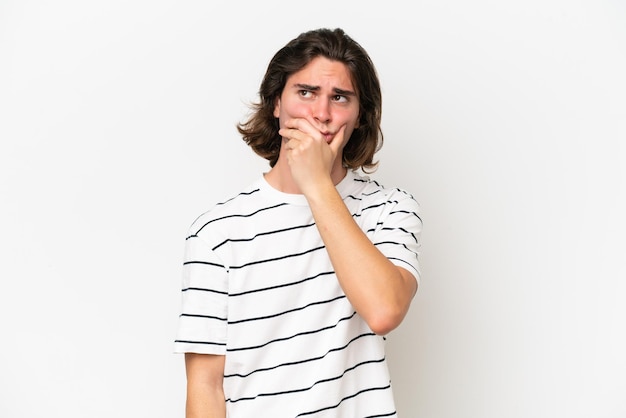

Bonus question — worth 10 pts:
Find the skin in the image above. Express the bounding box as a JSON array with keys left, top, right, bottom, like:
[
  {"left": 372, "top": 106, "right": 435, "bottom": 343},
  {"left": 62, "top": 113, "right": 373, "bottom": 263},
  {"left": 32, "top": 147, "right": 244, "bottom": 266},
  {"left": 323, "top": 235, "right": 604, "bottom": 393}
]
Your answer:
[
  {"left": 185, "top": 353, "right": 225, "bottom": 418},
  {"left": 265, "top": 56, "right": 358, "bottom": 194},
  {"left": 185, "top": 56, "right": 417, "bottom": 417}
]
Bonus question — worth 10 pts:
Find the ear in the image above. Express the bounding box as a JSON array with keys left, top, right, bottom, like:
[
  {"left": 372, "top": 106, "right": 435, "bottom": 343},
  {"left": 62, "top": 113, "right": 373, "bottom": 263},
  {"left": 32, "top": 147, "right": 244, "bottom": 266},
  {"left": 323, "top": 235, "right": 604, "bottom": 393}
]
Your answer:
[{"left": 273, "top": 98, "right": 281, "bottom": 118}]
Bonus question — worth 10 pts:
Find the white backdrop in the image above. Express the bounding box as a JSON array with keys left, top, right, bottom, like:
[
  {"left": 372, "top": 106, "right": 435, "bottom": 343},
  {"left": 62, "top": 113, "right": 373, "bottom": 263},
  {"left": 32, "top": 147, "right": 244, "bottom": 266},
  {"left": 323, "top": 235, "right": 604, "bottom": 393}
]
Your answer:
[{"left": 1, "top": 1, "right": 625, "bottom": 417}]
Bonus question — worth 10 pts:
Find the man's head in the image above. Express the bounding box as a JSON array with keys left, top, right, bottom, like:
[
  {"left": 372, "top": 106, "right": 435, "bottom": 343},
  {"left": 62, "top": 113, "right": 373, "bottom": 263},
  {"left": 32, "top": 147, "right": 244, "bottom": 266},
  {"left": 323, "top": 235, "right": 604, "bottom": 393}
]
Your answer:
[{"left": 238, "top": 28, "right": 383, "bottom": 172}]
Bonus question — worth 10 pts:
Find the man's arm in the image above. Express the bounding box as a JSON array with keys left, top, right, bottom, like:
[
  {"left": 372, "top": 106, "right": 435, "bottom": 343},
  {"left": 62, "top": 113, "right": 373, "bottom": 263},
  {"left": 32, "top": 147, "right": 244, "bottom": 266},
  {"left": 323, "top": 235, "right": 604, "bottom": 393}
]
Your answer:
[
  {"left": 306, "top": 180, "right": 417, "bottom": 335},
  {"left": 280, "top": 121, "right": 417, "bottom": 335},
  {"left": 185, "top": 353, "right": 226, "bottom": 418}
]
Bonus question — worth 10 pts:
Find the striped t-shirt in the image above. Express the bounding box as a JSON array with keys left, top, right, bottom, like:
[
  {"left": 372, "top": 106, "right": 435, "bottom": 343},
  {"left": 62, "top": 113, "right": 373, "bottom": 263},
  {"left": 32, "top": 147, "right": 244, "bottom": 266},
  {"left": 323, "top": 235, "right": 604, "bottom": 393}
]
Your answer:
[{"left": 174, "top": 169, "right": 422, "bottom": 417}]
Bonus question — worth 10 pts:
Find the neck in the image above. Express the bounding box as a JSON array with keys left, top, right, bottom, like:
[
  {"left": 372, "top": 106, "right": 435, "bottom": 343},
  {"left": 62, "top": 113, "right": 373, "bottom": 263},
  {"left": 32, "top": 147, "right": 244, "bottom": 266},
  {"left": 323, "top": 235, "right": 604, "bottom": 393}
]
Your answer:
[{"left": 264, "top": 158, "right": 347, "bottom": 195}]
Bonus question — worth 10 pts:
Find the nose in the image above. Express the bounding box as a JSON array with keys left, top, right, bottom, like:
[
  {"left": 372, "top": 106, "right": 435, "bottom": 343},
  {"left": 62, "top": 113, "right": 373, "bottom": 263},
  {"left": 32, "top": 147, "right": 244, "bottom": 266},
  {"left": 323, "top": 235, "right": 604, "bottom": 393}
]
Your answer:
[{"left": 312, "top": 99, "right": 331, "bottom": 124}]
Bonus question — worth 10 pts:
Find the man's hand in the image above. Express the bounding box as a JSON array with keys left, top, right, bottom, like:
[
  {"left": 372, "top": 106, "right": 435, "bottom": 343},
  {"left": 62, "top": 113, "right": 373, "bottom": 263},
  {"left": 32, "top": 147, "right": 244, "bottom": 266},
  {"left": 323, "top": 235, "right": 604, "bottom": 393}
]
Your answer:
[{"left": 279, "top": 118, "right": 346, "bottom": 196}]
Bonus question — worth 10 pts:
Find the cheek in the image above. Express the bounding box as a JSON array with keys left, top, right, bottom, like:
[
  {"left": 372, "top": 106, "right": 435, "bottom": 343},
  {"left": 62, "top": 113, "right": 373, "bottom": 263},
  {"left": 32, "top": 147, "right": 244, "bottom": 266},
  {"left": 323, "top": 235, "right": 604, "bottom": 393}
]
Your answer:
[
  {"left": 288, "top": 102, "right": 312, "bottom": 119},
  {"left": 337, "top": 109, "right": 360, "bottom": 129},
  {"left": 277, "top": 96, "right": 314, "bottom": 119},
  {"left": 342, "top": 127, "right": 356, "bottom": 147}
]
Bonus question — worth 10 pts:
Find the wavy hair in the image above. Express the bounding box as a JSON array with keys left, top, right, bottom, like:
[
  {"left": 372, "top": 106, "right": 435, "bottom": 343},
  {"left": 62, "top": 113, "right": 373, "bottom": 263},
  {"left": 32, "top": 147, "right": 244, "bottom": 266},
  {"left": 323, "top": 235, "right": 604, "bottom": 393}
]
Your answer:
[{"left": 237, "top": 28, "right": 383, "bottom": 172}]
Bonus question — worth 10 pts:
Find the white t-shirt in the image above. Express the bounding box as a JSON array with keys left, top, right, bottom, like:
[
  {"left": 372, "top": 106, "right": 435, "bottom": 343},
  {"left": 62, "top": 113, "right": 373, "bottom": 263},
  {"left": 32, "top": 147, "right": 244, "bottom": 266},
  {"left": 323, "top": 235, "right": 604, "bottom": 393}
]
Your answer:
[{"left": 175, "top": 170, "right": 422, "bottom": 417}]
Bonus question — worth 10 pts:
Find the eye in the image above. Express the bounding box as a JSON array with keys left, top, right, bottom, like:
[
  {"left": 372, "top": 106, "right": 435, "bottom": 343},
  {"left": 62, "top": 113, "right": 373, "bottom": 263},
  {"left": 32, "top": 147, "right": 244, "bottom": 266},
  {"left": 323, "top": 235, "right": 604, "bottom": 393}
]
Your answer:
[
  {"left": 298, "top": 90, "right": 313, "bottom": 98},
  {"left": 332, "top": 94, "right": 348, "bottom": 103}
]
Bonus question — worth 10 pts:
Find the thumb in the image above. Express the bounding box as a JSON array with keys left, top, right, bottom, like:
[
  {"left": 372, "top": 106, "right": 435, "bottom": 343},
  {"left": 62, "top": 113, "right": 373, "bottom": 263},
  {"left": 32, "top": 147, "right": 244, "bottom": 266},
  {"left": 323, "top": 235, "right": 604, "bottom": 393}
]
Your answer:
[{"left": 330, "top": 125, "right": 347, "bottom": 155}]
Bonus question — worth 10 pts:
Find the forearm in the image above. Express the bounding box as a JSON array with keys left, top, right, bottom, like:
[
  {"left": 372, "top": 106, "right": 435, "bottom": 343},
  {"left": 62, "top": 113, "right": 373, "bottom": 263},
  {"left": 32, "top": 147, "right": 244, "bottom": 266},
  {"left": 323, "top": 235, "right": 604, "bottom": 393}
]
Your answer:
[
  {"left": 305, "top": 179, "right": 417, "bottom": 335},
  {"left": 186, "top": 383, "right": 226, "bottom": 418},
  {"left": 185, "top": 353, "right": 226, "bottom": 418}
]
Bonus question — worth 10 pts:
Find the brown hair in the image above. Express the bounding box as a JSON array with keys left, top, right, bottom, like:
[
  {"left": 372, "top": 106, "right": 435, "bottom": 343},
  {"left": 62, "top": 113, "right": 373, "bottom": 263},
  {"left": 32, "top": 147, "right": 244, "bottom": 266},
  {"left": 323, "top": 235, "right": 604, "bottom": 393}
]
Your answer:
[{"left": 237, "top": 28, "right": 383, "bottom": 172}]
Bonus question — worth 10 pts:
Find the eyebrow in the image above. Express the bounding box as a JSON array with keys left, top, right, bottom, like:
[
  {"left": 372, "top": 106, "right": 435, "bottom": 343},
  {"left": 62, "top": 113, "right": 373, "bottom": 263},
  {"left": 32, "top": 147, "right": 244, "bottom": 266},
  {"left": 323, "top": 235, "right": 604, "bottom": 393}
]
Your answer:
[{"left": 293, "top": 83, "right": 357, "bottom": 97}]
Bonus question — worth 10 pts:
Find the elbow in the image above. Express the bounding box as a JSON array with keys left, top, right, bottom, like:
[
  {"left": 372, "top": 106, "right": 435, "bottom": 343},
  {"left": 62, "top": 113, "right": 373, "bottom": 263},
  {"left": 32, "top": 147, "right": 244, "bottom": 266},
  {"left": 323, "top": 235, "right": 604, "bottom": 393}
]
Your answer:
[
  {"left": 365, "top": 306, "right": 408, "bottom": 336},
  {"left": 359, "top": 267, "right": 417, "bottom": 335},
  {"left": 366, "top": 285, "right": 416, "bottom": 335}
]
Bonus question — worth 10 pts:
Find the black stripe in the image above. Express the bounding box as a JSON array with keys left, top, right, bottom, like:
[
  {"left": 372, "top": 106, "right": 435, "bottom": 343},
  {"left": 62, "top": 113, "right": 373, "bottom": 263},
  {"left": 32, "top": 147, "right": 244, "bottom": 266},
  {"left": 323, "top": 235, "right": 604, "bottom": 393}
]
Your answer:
[
  {"left": 188, "top": 202, "right": 289, "bottom": 238},
  {"left": 375, "top": 241, "right": 420, "bottom": 265},
  {"left": 190, "top": 189, "right": 262, "bottom": 228},
  {"left": 346, "top": 188, "right": 384, "bottom": 201},
  {"left": 367, "top": 226, "right": 419, "bottom": 245},
  {"left": 212, "top": 222, "right": 316, "bottom": 251},
  {"left": 229, "top": 270, "right": 334, "bottom": 297},
  {"left": 390, "top": 226, "right": 420, "bottom": 244},
  {"left": 345, "top": 194, "right": 364, "bottom": 202},
  {"left": 228, "top": 295, "right": 346, "bottom": 325},
  {"left": 360, "top": 199, "right": 419, "bottom": 217},
  {"left": 229, "top": 245, "right": 326, "bottom": 270},
  {"left": 365, "top": 412, "right": 397, "bottom": 418},
  {"left": 183, "top": 260, "right": 224, "bottom": 268},
  {"left": 354, "top": 177, "right": 383, "bottom": 188},
  {"left": 181, "top": 287, "right": 228, "bottom": 296},
  {"left": 295, "top": 382, "right": 392, "bottom": 417},
  {"left": 225, "top": 329, "right": 374, "bottom": 376},
  {"left": 362, "top": 201, "right": 391, "bottom": 212},
  {"left": 390, "top": 208, "right": 422, "bottom": 224},
  {"left": 215, "top": 188, "right": 260, "bottom": 206},
  {"left": 227, "top": 357, "right": 387, "bottom": 404},
  {"left": 180, "top": 313, "right": 227, "bottom": 321},
  {"left": 374, "top": 240, "right": 413, "bottom": 252},
  {"left": 174, "top": 339, "right": 225, "bottom": 347},
  {"left": 387, "top": 256, "right": 417, "bottom": 271},
  {"left": 226, "top": 312, "right": 361, "bottom": 354}
]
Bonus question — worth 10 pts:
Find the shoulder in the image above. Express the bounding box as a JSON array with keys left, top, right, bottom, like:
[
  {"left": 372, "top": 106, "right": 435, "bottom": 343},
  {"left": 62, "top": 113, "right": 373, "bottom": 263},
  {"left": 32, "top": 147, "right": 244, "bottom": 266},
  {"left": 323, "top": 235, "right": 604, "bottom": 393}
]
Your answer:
[
  {"left": 346, "top": 171, "right": 420, "bottom": 209},
  {"left": 187, "top": 177, "right": 267, "bottom": 238}
]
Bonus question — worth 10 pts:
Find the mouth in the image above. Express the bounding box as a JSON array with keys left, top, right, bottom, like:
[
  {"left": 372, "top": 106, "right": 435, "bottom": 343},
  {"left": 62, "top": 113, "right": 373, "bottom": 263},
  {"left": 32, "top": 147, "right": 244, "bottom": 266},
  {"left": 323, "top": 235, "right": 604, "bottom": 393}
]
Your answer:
[{"left": 321, "top": 132, "right": 334, "bottom": 143}]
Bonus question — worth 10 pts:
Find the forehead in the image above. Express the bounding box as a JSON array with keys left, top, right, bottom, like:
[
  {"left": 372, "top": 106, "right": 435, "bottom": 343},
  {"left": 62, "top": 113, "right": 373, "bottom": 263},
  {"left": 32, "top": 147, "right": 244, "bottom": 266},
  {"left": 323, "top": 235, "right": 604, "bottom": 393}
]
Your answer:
[{"left": 287, "top": 56, "right": 355, "bottom": 90}]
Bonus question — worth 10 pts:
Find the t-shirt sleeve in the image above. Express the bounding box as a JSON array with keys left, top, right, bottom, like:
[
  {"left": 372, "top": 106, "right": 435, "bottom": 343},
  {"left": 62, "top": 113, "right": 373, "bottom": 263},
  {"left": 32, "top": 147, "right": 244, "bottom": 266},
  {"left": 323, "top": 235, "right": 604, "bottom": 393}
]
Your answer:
[
  {"left": 174, "top": 232, "right": 229, "bottom": 355},
  {"left": 372, "top": 189, "right": 423, "bottom": 286}
]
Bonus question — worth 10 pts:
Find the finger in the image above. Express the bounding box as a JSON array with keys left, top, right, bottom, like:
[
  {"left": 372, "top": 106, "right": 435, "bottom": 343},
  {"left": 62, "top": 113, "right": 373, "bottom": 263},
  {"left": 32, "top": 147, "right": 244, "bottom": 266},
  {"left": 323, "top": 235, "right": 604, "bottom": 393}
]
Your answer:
[
  {"left": 283, "top": 118, "right": 322, "bottom": 140},
  {"left": 329, "top": 125, "right": 346, "bottom": 154},
  {"left": 278, "top": 128, "right": 303, "bottom": 144}
]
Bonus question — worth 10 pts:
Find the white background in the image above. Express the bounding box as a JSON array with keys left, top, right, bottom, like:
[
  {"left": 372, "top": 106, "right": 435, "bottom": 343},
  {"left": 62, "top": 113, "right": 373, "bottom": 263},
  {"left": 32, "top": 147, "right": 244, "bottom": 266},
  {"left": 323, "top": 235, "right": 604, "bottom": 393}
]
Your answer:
[{"left": 1, "top": 1, "right": 625, "bottom": 417}]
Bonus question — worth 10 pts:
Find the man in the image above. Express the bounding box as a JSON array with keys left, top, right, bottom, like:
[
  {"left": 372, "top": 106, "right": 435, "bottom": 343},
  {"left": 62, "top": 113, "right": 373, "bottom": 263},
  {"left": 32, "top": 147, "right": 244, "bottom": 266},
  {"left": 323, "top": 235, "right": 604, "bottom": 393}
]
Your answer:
[{"left": 175, "top": 28, "right": 422, "bottom": 417}]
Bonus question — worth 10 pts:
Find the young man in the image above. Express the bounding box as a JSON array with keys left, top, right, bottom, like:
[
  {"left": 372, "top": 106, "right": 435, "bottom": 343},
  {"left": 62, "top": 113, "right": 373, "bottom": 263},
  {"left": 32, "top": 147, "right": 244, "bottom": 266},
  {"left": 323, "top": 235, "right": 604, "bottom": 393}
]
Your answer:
[{"left": 175, "top": 28, "right": 422, "bottom": 417}]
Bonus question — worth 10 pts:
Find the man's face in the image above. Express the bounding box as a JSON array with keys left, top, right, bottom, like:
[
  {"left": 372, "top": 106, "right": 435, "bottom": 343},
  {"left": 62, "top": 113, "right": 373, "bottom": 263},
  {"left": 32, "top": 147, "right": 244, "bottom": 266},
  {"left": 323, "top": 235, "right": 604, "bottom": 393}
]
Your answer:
[{"left": 273, "top": 56, "right": 360, "bottom": 152}]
